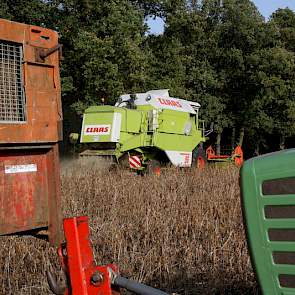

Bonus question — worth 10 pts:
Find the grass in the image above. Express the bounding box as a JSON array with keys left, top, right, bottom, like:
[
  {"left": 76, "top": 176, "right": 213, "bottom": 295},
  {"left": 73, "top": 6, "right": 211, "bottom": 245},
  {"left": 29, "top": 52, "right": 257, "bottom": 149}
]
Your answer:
[{"left": 0, "top": 163, "right": 259, "bottom": 294}]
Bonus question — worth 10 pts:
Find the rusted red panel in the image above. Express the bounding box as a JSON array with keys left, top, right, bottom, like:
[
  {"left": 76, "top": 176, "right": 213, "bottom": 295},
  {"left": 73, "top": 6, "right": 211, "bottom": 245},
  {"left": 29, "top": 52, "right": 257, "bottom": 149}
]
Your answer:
[
  {"left": 0, "top": 18, "right": 62, "bottom": 144},
  {"left": 0, "top": 145, "right": 62, "bottom": 244},
  {"left": 0, "top": 18, "right": 62, "bottom": 246},
  {"left": 0, "top": 151, "right": 49, "bottom": 232},
  {"left": 46, "top": 144, "right": 62, "bottom": 245}
]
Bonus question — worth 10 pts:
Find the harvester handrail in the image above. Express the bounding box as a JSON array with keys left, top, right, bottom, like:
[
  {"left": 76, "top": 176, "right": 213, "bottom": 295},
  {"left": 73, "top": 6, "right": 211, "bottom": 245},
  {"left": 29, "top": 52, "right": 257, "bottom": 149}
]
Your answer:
[{"left": 199, "top": 119, "right": 205, "bottom": 138}]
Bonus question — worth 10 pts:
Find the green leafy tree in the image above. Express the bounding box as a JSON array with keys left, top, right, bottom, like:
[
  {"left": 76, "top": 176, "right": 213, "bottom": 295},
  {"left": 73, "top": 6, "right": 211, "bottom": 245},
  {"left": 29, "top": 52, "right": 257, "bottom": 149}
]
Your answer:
[
  {"left": 271, "top": 8, "right": 295, "bottom": 52},
  {"left": 2, "top": 0, "right": 295, "bottom": 154}
]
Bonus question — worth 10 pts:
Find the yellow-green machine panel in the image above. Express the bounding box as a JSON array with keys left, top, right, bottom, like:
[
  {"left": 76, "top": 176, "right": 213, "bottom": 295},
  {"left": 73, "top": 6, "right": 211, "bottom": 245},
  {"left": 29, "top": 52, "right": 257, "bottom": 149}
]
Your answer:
[
  {"left": 76, "top": 90, "right": 206, "bottom": 167},
  {"left": 241, "top": 149, "right": 295, "bottom": 295}
]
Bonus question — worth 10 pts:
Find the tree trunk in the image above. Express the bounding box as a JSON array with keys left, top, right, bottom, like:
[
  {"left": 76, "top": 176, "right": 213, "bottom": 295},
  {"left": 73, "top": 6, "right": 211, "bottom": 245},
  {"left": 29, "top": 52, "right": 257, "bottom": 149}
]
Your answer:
[
  {"left": 238, "top": 127, "right": 245, "bottom": 147},
  {"left": 231, "top": 127, "right": 236, "bottom": 150},
  {"left": 216, "top": 132, "right": 222, "bottom": 155},
  {"left": 254, "top": 142, "right": 260, "bottom": 157},
  {"left": 279, "top": 135, "right": 285, "bottom": 150}
]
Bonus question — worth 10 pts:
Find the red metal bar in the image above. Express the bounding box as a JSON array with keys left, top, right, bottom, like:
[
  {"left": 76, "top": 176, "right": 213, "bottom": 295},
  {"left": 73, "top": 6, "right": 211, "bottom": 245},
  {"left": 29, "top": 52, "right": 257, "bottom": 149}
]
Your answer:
[
  {"left": 60, "top": 216, "right": 120, "bottom": 295},
  {"left": 206, "top": 145, "right": 230, "bottom": 160},
  {"left": 206, "top": 145, "right": 244, "bottom": 167},
  {"left": 49, "top": 216, "right": 168, "bottom": 295}
]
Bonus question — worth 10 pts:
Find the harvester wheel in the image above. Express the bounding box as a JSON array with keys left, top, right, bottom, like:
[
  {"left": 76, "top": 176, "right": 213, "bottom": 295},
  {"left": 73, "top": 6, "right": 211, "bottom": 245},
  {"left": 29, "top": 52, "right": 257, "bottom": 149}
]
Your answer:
[
  {"left": 192, "top": 147, "right": 207, "bottom": 169},
  {"left": 146, "top": 159, "right": 161, "bottom": 175},
  {"left": 118, "top": 154, "right": 130, "bottom": 169}
]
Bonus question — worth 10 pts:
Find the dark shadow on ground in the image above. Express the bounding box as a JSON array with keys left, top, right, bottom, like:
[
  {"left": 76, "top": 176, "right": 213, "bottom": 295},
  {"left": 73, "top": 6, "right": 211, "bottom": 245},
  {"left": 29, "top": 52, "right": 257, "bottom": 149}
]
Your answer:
[{"left": 140, "top": 267, "right": 261, "bottom": 295}]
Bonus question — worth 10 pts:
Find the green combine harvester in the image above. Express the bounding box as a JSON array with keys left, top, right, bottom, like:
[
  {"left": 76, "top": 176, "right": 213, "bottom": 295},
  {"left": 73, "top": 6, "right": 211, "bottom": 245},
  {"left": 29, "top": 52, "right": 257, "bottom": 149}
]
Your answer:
[
  {"left": 241, "top": 149, "right": 295, "bottom": 294},
  {"left": 71, "top": 89, "right": 209, "bottom": 171}
]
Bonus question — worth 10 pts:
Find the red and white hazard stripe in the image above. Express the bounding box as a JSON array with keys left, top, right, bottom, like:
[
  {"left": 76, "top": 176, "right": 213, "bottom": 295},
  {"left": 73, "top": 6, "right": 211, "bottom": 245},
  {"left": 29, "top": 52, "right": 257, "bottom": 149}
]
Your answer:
[{"left": 129, "top": 155, "right": 142, "bottom": 169}]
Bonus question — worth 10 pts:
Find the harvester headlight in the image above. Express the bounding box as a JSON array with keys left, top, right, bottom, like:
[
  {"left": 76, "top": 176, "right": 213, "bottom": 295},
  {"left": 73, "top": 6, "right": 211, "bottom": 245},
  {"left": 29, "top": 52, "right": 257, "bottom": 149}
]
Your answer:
[
  {"left": 146, "top": 94, "right": 152, "bottom": 101},
  {"left": 69, "top": 133, "right": 79, "bottom": 143}
]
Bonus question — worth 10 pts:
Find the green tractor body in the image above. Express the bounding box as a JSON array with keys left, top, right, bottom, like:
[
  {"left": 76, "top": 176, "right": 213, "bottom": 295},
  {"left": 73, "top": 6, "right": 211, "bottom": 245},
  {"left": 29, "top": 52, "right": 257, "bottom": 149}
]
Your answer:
[
  {"left": 241, "top": 149, "right": 295, "bottom": 294},
  {"left": 76, "top": 90, "right": 206, "bottom": 168}
]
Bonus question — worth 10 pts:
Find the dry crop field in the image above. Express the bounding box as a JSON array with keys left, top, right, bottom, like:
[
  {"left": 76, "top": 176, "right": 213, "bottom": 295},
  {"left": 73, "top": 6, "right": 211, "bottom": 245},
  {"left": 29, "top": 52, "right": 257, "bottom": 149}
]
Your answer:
[{"left": 0, "top": 163, "right": 260, "bottom": 294}]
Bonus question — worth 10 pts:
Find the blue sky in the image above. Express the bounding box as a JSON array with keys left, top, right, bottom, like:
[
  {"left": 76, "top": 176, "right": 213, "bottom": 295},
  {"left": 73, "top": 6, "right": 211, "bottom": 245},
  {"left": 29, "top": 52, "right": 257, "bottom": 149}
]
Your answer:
[{"left": 147, "top": 0, "right": 295, "bottom": 35}]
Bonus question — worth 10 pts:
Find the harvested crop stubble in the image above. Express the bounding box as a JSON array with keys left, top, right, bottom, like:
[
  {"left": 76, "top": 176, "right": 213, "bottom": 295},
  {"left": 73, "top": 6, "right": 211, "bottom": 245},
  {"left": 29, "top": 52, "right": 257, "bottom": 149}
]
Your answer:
[{"left": 0, "top": 165, "right": 259, "bottom": 294}]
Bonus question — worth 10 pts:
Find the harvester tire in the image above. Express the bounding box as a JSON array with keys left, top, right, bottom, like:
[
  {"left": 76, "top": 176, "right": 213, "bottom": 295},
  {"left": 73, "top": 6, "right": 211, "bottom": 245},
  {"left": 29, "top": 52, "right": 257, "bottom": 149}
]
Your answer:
[
  {"left": 192, "top": 146, "right": 207, "bottom": 169},
  {"left": 118, "top": 154, "right": 130, "bottom": 169},
  {"left": 146, "top": 159, "right": 161, "bottom": 175}
]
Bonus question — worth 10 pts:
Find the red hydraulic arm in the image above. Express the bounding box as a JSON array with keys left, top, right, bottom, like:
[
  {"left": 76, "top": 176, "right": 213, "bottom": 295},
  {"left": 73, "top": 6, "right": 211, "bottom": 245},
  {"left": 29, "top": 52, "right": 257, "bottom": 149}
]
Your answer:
[
  {"left": 47, "top": 216, "right": 169, "bottom": 295},
  {"left": 48, "top": 216, "right": 120, "bottom": 295}
]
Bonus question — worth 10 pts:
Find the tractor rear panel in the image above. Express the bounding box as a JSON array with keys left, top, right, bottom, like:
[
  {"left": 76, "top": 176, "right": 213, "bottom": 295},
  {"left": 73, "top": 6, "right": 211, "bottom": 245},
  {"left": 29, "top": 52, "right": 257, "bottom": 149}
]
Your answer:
[{"left": 241, "top": 149, "right": 295, "bottom": 295}]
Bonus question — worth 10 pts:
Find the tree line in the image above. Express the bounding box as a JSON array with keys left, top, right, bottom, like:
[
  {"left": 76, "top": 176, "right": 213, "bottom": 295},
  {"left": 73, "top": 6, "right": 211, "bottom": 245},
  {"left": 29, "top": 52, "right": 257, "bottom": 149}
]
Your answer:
[{"left": 1, "top": 0, "right": 295, "bottom": 156}]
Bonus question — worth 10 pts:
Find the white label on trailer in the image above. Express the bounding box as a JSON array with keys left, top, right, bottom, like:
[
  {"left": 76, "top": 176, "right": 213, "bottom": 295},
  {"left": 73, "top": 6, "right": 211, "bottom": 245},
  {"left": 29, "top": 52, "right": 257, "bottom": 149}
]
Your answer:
[{"left": 5, "top": 164, "right": 37, "bottom": 174}]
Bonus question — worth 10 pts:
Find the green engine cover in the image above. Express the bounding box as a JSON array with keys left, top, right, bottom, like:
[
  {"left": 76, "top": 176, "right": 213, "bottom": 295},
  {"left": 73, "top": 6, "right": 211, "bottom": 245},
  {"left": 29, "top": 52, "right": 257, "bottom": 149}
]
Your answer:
[
  {"left": 81, "top": 106, "right": 125, "bottom": 143},
  {"left": 241, "top": 149, "right": 295, "bottom": 295}
]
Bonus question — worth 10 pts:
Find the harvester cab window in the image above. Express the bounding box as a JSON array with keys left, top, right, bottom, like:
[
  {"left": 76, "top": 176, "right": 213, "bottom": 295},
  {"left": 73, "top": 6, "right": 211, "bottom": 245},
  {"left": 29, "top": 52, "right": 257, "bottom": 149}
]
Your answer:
[
  {"left": 126, "top": 94, "right": 136, "bottom": 109},
  {"left": 115, "top": 94, "right": 136, "bottom": 109},
  {"left": 0, "top": 40, "right": 26, "bottom": 122}
]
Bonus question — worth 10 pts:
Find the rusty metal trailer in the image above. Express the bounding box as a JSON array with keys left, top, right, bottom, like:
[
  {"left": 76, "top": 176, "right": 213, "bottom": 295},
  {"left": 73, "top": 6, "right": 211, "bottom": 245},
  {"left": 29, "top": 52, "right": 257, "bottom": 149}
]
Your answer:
[{"left": 0, "top": 19, "right": 63, "bottom": 245}]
